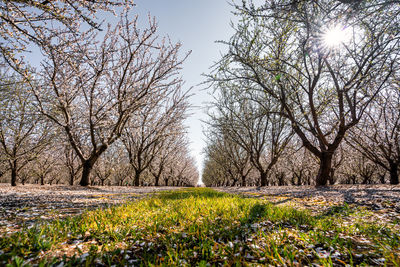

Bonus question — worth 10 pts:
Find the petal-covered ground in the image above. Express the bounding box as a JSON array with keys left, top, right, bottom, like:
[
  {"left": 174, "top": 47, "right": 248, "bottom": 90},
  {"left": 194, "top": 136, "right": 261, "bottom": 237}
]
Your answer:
[
  {"left": 217, "top": 185, "right": 400, "bottom": 206},
  {"left": 217, "top": 184, "right": 400, "bottom": 217},
  {"left": 0, "top": 185, "right": 399, "bottom": 266},
  {"left": 0, "top": 184, "right": 176, "bottom": 235}
]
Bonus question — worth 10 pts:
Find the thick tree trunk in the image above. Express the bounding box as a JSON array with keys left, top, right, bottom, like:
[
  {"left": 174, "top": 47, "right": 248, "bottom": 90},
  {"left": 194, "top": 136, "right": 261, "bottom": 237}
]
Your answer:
[
  {"left": 11, "top": 160, "right": 17, "bottom": 187},
  {"left": 260, "top": 171, "right": 267, "bottom": 187},
  {"left": 389, "top": 163, "right": 399, "bottom": 185},
  {"left": 155, "top": 176, "right": 160, "bottom": 186},
  {"left": 79, "top": 146, "right": 107, "bottom": 186},
  {"left": 316, "top": 152, "right": 333, "bottom": 186},
  {"left": 165, "top": 178, "right": 169, "bottom": 186},
  {"left": 328, "top": 168, "right": 336, "bottom": 185},
  {"left": 241, "top": 175, "right": 246, "bottom": 186},
  {"left": 80, "top": 160, "right": 94, "bottom": 186},
  {"left": 134, "top": 171, "right": 141, "bottom": 186},
  {"left": 40, "top": 175, "right": 44, "bottom": 186}
]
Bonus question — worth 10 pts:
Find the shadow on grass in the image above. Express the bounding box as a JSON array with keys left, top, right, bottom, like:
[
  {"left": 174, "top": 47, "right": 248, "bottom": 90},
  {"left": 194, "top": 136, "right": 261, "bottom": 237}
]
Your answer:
[
  {"left": 315, "top": 203, "right": 352, "bottom": 219},
  {"left": 0, "top": 188, "right": 329, "bottom": 266},
  {"left": 51, "top": 202, "right": 315, "bottom": 266}
]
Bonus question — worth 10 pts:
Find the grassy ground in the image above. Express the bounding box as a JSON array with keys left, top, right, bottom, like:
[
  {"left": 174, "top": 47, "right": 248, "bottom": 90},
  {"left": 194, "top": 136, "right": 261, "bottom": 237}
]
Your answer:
[{"left": 0, "top": 188, "right": 399, "bottom": 266}]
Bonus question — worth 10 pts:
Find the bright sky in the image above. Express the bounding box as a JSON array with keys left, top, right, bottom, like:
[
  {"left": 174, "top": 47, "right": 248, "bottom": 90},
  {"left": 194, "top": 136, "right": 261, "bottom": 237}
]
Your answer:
[{"left": 133, "top": 0, "right": 236, "bottom": 178}]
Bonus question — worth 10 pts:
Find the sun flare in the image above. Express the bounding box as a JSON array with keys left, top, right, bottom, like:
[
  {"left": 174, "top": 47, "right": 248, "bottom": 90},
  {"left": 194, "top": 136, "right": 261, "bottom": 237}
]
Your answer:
[{"left": 322, "top": 25, "right": 351, "bottom": 48}]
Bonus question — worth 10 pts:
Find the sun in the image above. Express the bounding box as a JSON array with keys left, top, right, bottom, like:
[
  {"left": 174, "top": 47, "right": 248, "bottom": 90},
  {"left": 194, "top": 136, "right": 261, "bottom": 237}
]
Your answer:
[{"left": 322, "top": 24, "right": 351, "bottom": 48}]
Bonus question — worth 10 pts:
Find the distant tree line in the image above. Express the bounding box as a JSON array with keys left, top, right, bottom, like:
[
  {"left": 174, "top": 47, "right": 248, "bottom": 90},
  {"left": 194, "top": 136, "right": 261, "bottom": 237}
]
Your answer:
[
  {"left": 0, "top": 1, "right": 199, "bottom": 187},
  {"left": 203, "top": 0, "right": 400, "bottom": 187}
]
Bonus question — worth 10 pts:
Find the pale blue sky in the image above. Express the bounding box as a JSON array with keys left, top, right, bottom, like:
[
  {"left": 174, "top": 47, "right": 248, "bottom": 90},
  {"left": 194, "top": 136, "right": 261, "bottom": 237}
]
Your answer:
[{"left": 133, "top": 0, "right": 236, "bottom": 175}]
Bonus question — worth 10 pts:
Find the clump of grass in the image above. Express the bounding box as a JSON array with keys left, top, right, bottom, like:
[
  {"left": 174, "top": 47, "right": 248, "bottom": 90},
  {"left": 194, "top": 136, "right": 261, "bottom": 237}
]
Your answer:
[{"left": 0, "top": 188, "right": 399, "bottom": 266}]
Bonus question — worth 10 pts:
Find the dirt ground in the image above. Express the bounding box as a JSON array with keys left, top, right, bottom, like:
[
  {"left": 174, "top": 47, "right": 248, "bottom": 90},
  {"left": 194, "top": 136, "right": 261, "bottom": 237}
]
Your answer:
[{"left": 0, "top": 184, "right": 178, "bottom": 234}]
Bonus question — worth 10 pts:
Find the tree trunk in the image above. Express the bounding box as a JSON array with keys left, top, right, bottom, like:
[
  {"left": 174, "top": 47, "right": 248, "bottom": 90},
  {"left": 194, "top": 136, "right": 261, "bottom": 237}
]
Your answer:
[
  {"left": 241, "top": 175, "right": 246, "bottom": 186},
  {"left": 379, "top": 173, "right": 385, "bottom": 184},
  {"left": 11, "top": 160, "right": 17, "bottom": 186},
  {"left": 134, "top": 171, "right": 141, "bottom": 186},
  {"left": 80, "top": 160, "right": 94, "bottom": 186},
  {"left": 79, "top": 146, "right": 107, "bottom": 186},
  {"left": 260, "top": 171, "right": 267, "bottom": 187},
  {"left": 40, "top": 175, "right": 44, "bottom": 186},
  {"left": 296, "top": 173, "right": 302, "bottom": 186},
  {"left": 69, "top": 173, "right": 74, "bottom": 186},
  {"left": 165, "top": 178, "right": 169, "bottom": 186},
  {"left": 351, "top": 175, "right": 357, "bottom": 184},
  {"left": 155, "top": 175, "right": 160, "bottom": 186},
  {"left": 231, "top": 179, "right": 237, "bottom": 187},
  {"left": 316, "top": 152, "right": 333, "bottom": 186},
  {"left": 389, "top": 162, "right": 399, "bottom": 185},
  {"left": 328, "top": 168, "right": 335, "bottom": 185}
]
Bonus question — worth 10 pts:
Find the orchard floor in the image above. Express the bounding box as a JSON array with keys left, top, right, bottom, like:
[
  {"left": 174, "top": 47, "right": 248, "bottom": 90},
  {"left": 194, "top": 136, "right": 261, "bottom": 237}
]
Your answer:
[
  {"left": 1, "top": 184, "right": 400, "bottom": 235},
  {"left": 0, "top": 184, "right": 179, "bottom": 235},
  {"left": 218, "top": 184, "right": 400, "bottom": 235},
  {"left": 0, "top": 185, "right": 399, "bottom": 266},
  {"left": 217, "top": 184, "right": 400, "bottom": 214}
]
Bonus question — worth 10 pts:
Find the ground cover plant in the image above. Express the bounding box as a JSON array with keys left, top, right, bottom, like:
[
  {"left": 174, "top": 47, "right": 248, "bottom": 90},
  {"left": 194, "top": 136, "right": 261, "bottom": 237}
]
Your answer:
[{"left": 0, "top": 188, "right": 399, "bottom": 266}]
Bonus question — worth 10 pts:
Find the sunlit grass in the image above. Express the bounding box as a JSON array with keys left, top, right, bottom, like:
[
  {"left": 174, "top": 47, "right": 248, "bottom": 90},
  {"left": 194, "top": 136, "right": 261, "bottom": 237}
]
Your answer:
[{"left": 0, "top": 188, "right": 399, "bottom": 266}]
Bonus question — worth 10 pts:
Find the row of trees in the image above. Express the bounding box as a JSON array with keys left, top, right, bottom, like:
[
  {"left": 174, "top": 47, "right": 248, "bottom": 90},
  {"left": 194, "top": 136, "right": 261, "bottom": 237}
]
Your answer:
[
  {"left": 203, "top": 0, "right": 400, "bottom": 187},
  {"left": 0, "top": 1, "right": 198, "bottom": 187}
]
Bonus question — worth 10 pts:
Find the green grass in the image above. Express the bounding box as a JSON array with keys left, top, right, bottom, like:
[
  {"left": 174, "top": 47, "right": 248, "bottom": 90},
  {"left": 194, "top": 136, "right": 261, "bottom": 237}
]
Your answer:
[{"left": 0, "top": 188, "right": 399, "bottom": 266}]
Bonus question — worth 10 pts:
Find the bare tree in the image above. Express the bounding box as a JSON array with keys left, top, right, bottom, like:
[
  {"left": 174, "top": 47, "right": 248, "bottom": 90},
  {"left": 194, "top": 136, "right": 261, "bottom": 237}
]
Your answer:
[
  {"left": 211, "top": 0, "right": 400, "bottom": 185},
  {"left": 207, "top": 85, "right": 293, "bottom": 186},
  {"left": 122, "top": 88, "right": 190, "bottom": 186},
  {"left": 203, "top": 139, "right": 238, "bottom": 186},
  {"left": 150, "top": 134, "right": 188, "bottom": 186},
  {"left": 347, "top": 89, "right": 400, "bottom": 184},
  {"left": 28, "top": 13, "right": 188, "bottom": 186},
  {"left": 203, "top": 132, "right": 252, "bottom": 187},
  {"left": 0, "top": 0, "right": 132, "bottom": 68},
  {"left": 202, "top": 156, "right": 225, "bottom": 187},
  {"left": 284, "top": 146, "right": 317, "bottom": 186},
  {"left": 169, "top": 150, "right": 198, "bottom": 187},
  {"left": 62, "top": 144, "right": 81, "bottom": 186},
  {"left": 31, "top": 148, "right": 60, "bottom": 185},
  {"left": 94, "top": 156, "right": 114, "bottom": 186},
  {"left": 0, "top": 73, "right": 49, "bottom": 186}
]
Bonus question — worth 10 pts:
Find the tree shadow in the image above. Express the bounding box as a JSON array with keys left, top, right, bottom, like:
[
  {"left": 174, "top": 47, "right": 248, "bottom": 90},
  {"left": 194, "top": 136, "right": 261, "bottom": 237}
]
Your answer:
[{"left": 50, "top": 201, "right": 314, "bottom": 266}]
